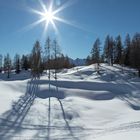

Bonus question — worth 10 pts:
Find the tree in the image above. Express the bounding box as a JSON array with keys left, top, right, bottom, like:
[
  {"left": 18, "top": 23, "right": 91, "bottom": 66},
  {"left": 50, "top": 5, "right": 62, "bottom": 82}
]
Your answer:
[
  {"left": 86, "top": 55, "right": 92, "bottom": 65},
  {"left": 91, "top": 38, "right": 101, "bottom": 73},
  {"left": 45, "top": 37, "right": 51, "bottom": 81},
  {"left": 130, "top": 33, "right": 140, "bottom": 76},
  {"left": 124, "top": 34, "right": 131, "bottom": 66},
  {"left": 104, "top": 35, "right": 114, "bottom": 65},
  {"left": 31, "top": 41, "right": 42, "bottom": 78},
  {"left": 114, "top": 35, "right": 123, "bottom": 64},
  {"left": 21, "top": 55, "right": 30, "bottom": 70},
  {"left": 3, "top": 54, "right": 11, "bottom": 78},
  {"left": 63, "top": 55, "right": 71, "bottom": 68},
  {"left": 14, "top": 54, "right": 21, "bottom": 74},
  {"left": 52, "top": 39, "right": 61, "bottom": 79},
  {"left": 91, "top": 38, "right": 100, "bottom": 64}
]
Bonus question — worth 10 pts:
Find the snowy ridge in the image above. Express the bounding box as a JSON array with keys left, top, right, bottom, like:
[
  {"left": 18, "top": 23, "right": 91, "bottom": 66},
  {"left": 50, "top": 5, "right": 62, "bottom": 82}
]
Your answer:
[{"left": 0, "top": 64, "right": 140, "bottom": 140}]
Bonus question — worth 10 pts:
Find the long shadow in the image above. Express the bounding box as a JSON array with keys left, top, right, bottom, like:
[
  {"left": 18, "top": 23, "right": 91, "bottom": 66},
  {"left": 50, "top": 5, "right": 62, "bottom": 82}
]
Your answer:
[
  {"left": 57, "top": 98, "right": 79, "bottom": 140},
  {"left": 47, "top": 97, "right": 51, "bottom": 140},
  {"left": 118, "top": 94, "right": 140, "bottom": 111},
  {"left": 0, "top": 78, "right": 38, "bottom": 139},
  {"left": 0, "top": 71, "right": 31, "bottom": 81},
  {"left": 37, "top": 79, "right": 130, "bottom": 94},
  {"left": 37, "top": 78, "right": 140, "bottom": 110},
  {"left": 36, "top": 88, "right": 65, "bottom": 99},
  {"left": 34, "top": 87, "right": 81, "bottom": 140},
  {"left": 100, "top": 66, "right": 140, "bottom": 110}
]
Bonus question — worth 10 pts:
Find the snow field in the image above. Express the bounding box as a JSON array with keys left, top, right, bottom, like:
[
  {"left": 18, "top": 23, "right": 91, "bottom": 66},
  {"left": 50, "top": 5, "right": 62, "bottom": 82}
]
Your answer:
[{"left": 0, "top": 64, "right": 140, "bottom": 140}]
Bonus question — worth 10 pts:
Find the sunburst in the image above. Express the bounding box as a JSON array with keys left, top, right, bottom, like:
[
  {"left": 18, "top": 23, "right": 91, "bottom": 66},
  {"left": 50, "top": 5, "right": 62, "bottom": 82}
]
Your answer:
[{"left": 27, "top": 0, "right": 77, "bottom": 36}]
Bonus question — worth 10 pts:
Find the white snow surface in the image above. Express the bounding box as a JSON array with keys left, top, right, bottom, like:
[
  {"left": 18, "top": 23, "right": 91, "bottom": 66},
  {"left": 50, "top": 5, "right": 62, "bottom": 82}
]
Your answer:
[{"left": 0, "top": 64, "right": 140, "bottom": 140}]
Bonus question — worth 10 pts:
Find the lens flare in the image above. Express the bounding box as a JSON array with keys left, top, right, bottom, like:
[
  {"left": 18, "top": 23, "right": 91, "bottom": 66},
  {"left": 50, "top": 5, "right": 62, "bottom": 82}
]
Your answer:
[{"left": 21, "top": 0, "right": 85, "bottom": 38}]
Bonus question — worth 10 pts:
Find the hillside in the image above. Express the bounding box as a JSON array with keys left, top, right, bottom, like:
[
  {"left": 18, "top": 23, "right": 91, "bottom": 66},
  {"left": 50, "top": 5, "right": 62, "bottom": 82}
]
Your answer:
[{"left": 0, "top": 64, "right": 140, "bottom": 140}]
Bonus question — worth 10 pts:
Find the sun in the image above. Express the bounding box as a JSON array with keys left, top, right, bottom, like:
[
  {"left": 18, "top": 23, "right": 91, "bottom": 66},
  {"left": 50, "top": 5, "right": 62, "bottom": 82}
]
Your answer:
[
  {"left": 24, "top": 0, "right": 79, "bottom": 37},
  {"left": 40, "top": 2, "right": 56, "bottom": 27},
  {"left": 43, "top": 10, "right": 55, "bottom": 24}
]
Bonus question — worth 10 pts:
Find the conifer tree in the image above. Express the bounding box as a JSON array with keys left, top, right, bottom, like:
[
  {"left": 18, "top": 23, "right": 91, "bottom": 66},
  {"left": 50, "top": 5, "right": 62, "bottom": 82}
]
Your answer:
[
  {"left": 4, "top": 53, "right": 11, "bottom": 78},
  {"left": 114, "top": 35, "right": 123, "bottom": 64},
  {"left": 130, "top": 33, "right": 140, "bottom": 76},
  {"left": 91, "top": 38, "right": 101, "bottom": 73},
  {"left": 31, "top": 41, "right": 42, "bottom": 78},
  {"left": 21, "top": 55, "right": 30, "bottom": 70},
  {"left": 45, "top": 37, "right": 51, "bottom": 80},
  {"left": 104, "top": 35, "right": 114, "bottom": 65},
  {"left": 91, "top": 38, "right": 100, "bottom": 64},
  {"left": 14, "top": 54, "right": 21, "bottom": 74},
  {"left": 86, "top": 55, "right": 92, "bottom": 65},
  {"left": 124, "top": 34, "right": 131, "bottom": 66},
  {"left": 52, "top": 39, "right": 61, "bottom": 79}
]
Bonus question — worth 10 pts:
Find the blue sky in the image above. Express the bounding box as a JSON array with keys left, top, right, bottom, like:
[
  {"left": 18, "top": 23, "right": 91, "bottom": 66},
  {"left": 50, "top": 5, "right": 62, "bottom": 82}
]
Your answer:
[{"left": 0, "top": 0, "right": 140, "bottom": 59}]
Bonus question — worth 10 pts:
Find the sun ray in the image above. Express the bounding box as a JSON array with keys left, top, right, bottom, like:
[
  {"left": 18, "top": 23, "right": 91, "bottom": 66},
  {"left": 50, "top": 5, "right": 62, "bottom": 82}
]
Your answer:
[
  {"left": 54, "top": 17, "right": 93, "bottom": 33},
  {"left": 30, "top": 8, "right": 44, "bottom": 16},
  {"left": 19, "top": 17, "right": 46, "bottom": 32},
  {"left": 48, "top": 0, "right": 54, "bottom": 12},
  {"left": 53, "top": 17, "right": 79, "bottom": 29},
  {"left": 51, "top": 20, "right": 59, "bottom": 34},
  {"left": 24, "top": 0, "right": 85, "bottom": 38},
  {"left": 44, "top": 20, "right": 49, "bottom": 32},
  {"left": 38, "top": 0, "right": 47, "bottom": 13},
  {"left": 29, "top": 17, "right": 46, "bottom": 28},
  {"left": 53, "top": 0, "right": 77, "bottom": 15},
  {"left": 41, "top": 20, "right": 49, "bottom": 40},
  {"left": 28, "top": 0, "right": 76, "bottom": 33}
]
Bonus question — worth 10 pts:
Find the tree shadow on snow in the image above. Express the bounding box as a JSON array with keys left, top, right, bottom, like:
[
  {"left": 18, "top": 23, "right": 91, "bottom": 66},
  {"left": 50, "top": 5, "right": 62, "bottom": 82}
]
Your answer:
[
  {"left": 0, "top": 71, "right": 31, "bottom": 81},
  {"left": 36, "top": 79, "right": 118, "bottom": 101},
  {"left": 118, "top": 93, "right": 140, "bottom": 111},
  {"left": 36, "top": 88, "right": 66, "bottom": 100},
  {"left": 0, "top": 78, "right": 38, "bottom": 140},
  {"left": 34, "top": 97, "right": 80, "bottom": 139},
  {"left": 36, "top": 79, "right": 140, "bottom": 111},
  {"left": 33, "top": 82, "right": 81, "bottom": 140},
  {"left": 57, "top": 98, "right": 80, "bottom": 140}
]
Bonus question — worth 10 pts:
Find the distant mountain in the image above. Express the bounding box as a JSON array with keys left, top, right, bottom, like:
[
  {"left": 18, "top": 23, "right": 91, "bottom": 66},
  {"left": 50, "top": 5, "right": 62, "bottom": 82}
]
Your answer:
[{"left": 69, "top": 58, "right": 86, "bottom": 66}]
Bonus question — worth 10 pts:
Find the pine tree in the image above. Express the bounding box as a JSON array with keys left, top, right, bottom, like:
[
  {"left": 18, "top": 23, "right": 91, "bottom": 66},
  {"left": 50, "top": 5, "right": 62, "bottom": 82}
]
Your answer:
[
  {"left": 124, "top": 34, "right": 131, "bottom": 66},
  {"left": 14, "top": 54, "right": 21, "bottom": 74},
  {"left": 4, "top": 54, "right": 11, "bottom": 78},
  {"left": 45, "top": 37, "right": 51, "bottom": 80},
  {"left": 31, "top": 41, "right": 42, "bottom": 78},
  {"left": 91, "top": 38, "right": 100, "bottom": 64},
  {"left": 86, "top": 55, "right": 92, "bottom": 65},
  {"left": 91, "top": 38, "right": 100, "bottom": 73},
  {"left": 52, "top": 39, "right": 61, "bottom": 79},
  {"left": 130, "top": 33, "right": 140, "bottom": 76},
  {"left": 104, "top": 35, "right": 114, "bottom": 65},
  {"left": 63, "top": 55, "right": 71, "bottom": 68},
  {"left": 114, "top": 35, "right": 123, "bottom": 64},
  {"left": 21, "top": 55, "right": 30, "bottom": 70}
]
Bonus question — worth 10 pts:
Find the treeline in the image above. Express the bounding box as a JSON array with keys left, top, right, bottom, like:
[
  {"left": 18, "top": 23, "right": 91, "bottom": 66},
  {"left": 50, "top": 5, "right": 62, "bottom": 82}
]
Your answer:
[
  {"left": 0, "top": 37, "right": 73, "bottom": 78},
  {"left": 86, "top": 33, "right": 140, "bottom": 74}
]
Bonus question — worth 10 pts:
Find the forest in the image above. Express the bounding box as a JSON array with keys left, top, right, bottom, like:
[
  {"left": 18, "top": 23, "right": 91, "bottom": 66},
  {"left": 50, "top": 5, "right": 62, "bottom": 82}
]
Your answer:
[{"left": 0, "top": 33, "right": 140, "bottom": 78}]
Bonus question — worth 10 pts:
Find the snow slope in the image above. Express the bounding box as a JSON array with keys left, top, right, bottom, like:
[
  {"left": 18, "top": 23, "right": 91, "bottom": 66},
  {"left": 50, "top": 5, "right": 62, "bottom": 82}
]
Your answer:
[{"left": 0, "top": 64, "right": 140, "bottom": 140}]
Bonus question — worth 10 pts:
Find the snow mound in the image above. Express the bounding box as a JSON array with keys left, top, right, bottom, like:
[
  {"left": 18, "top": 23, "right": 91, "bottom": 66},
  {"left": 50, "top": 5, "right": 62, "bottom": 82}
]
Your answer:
[{"left": 0, "top": 64, "right": 140, "bottom": 140}]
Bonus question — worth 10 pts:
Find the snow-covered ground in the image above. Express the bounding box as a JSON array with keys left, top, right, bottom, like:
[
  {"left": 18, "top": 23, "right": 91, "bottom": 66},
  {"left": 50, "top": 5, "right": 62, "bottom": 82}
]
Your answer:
[{"left": 0, "top": 64, "right": 140, "bottom": 140}]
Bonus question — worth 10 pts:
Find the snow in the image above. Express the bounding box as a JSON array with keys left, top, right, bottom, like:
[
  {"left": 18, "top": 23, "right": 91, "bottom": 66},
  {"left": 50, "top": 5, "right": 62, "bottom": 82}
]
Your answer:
[{"left": 0, "top": 64, "right": 140, "bottom": 140}]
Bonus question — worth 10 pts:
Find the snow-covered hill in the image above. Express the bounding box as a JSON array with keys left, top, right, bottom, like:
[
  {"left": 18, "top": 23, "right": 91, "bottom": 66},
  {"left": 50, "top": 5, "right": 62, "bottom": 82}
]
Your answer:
[{"left": 0, "top": 64, "right": 140, "bottom": 140}]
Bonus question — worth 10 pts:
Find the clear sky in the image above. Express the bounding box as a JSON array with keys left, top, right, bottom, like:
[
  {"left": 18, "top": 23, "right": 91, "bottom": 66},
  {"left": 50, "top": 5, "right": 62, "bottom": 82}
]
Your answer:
[{"left": 0, "top": 0, "right": 140, "bottom": 59}]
